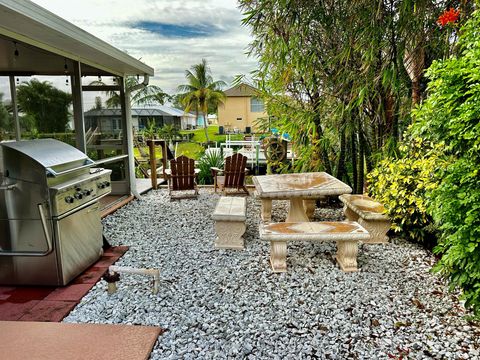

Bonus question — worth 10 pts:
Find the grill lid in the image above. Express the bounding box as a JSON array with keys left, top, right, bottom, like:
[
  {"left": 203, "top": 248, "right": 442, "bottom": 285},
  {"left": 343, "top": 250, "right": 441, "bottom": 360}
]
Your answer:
[{"left": 1, "top": 139, "right": 93, "bottom": 172}]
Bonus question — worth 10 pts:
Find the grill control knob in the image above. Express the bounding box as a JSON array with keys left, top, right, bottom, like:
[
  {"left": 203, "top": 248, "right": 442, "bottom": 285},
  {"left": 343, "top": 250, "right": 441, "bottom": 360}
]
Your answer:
[
  {"left": 83, "top": 189, "right": 91, "bottom": 196},
  {"left": 74, "top": 192, "right": 83, "bottom": 200},
  {"left": 65, "top": 196, "right": 74, "bottom": 204},
  {"left": 105, "top": 181, "right": 110, "bottom": 187}
]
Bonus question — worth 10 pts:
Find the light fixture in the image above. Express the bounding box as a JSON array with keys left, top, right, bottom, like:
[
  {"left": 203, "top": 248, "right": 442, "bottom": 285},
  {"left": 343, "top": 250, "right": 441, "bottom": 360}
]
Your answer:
[
  {"left": 64, "top": 58, "right": 68, "bottom": 74},
  {"left": 98, "top": 75, "right": 102, "bottom": 82},
  {"left": 13, "top": 41, "right": 19, "bottom": 57},
  {"left": 112, "top": 77, "right": 117, "bottom": 84},
  {"left": 15, "top": 77, "right": 19, "bottom": 85},
  {"left": 65, "top": 77, "right": 69, "bottom": 86}
]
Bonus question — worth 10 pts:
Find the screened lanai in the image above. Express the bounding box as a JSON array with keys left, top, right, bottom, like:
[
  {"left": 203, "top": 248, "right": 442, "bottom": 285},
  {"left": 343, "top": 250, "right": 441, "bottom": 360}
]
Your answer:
[{"left": 0, "top": 0, "right": 154, "bottom": 202}]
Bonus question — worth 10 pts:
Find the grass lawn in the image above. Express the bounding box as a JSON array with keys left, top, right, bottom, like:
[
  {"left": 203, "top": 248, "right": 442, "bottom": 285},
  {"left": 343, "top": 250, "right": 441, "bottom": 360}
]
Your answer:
[
  {"left": 174, "top": 142, "right": 205, "bottom": 160},
  {"left": 180, "top": 125, "right": 244, "bottom": 144}
]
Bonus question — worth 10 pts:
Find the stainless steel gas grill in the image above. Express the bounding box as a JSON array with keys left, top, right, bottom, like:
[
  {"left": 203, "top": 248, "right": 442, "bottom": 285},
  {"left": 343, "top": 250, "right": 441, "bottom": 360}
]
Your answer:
[{"left": 0, "top": 139, "right": 112, "bottom": 286}]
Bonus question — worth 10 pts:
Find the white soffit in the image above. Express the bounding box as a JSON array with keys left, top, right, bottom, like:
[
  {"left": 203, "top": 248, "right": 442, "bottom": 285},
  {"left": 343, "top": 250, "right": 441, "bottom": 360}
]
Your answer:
[{"left": 0, "top": 0, "right": 154, "bottom": 76}]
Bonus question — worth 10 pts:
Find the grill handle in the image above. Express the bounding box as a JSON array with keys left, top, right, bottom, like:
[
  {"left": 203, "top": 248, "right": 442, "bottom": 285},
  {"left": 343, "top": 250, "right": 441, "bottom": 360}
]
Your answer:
[
  {"left": 0, "top": 203, "right": 54, "bottom": 257},
  {"left": 46, "top": 159, "right": 95, "bottom": 177}
]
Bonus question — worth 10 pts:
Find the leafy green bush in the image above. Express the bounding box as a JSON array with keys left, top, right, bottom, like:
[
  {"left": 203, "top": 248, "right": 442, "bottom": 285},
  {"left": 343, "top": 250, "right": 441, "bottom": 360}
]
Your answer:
[
  {"left": 409, "top": 10, "right": 480, "bottom": 317},
  {"left": 367, "top": 137, "right": 446, "bottom": 246},
  {"left": 197, "top": 150, "right": 224, "bottom": 185}
]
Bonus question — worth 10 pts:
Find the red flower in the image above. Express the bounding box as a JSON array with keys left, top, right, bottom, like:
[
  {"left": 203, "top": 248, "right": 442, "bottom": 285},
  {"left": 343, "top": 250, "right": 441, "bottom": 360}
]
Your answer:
[{"left": 437, "top": 8, "right": 460, "bottom": 27}]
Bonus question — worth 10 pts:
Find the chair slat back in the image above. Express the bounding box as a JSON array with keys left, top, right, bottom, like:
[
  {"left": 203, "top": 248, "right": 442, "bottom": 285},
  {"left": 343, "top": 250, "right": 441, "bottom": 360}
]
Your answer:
[
  {"left": 170, "top": 155, "right": 196, "bottom": 191},
  {"left": 224, "top": 153, "right": 247, "bottom": 189}
]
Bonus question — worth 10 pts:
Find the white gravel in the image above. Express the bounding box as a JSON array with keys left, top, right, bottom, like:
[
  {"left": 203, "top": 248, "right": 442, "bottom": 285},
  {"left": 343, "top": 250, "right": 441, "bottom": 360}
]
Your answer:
[{"left": 64, "top": 189, "right": 480, "bottom": 359}]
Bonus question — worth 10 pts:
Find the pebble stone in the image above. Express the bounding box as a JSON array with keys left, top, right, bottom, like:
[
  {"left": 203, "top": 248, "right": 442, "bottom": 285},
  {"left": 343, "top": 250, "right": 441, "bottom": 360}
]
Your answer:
[{"left": 63, "top": 189, "right": 480, "bottom": 359}]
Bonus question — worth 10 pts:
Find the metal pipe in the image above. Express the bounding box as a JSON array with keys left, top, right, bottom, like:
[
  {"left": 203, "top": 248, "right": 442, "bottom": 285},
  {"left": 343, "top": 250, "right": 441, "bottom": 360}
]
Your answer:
[
  {"left": 0, "top": 203, "right": 53, "bottom": 257},
  {"left": 108, "top": 265, "right": 160, "bottom": 294}
]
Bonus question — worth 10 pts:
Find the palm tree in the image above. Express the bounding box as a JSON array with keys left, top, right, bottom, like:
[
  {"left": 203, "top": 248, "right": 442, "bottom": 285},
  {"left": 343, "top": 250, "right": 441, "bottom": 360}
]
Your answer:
[
  {"left": 177, "top": 59, "right": 226, "bottom": 143},
  {"left": 91, "top": 76, "right": 169, "bottom": 108}
]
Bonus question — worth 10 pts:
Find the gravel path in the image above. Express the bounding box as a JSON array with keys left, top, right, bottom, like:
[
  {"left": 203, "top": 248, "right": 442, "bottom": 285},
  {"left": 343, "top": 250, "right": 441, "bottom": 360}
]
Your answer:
[{"left": 64, "top": 189, "right": 480, "bottom": 359}]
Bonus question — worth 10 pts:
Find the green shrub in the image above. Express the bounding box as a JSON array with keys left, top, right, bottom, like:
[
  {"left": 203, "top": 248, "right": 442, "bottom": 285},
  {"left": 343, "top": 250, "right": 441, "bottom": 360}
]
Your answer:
[
  {"left": 409, "top": 10, "right": 480, "bottom": 317},
  {"left": 197, "top": 150, "right": 224, "bottom": 185},
  {"left": 367, "top": 137, "right": 446, "bottom": 246}
]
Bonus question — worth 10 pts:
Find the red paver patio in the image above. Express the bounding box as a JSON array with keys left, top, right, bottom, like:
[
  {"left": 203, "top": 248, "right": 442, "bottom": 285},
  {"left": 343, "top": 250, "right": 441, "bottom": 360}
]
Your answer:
[{"left": 0, "top": 246, "right": 128, "bottom": 322}]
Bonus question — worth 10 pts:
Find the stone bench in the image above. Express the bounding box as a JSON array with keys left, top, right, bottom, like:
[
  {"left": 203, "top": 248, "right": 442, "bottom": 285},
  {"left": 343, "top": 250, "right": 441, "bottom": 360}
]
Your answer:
[
  {"left": 259, "top": 221, "right": 370, "bottom": 272},
  {"left": 212, "top": 196, "right": 247, "bottom": 250},
  {"left": 339, "top": 194, "right": 391, "bottom": 244}
]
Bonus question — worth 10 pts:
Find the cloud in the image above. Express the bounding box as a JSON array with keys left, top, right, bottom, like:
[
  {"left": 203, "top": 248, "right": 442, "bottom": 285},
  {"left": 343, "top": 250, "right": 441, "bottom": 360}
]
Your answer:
[{"left": 1, "top": 0, "right": 259, "bottom": 108}]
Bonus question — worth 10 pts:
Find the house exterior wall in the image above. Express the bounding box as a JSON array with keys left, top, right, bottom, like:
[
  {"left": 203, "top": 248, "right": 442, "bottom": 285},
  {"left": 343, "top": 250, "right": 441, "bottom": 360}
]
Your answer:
[{"left": 217, "top": 96, "right": 267, "bottom": 132}]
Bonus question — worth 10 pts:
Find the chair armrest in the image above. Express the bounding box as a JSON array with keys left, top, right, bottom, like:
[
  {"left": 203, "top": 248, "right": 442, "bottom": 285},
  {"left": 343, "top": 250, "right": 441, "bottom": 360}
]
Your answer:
[{"left": 211, "top": 167, "right": 223, "bottom": 175}]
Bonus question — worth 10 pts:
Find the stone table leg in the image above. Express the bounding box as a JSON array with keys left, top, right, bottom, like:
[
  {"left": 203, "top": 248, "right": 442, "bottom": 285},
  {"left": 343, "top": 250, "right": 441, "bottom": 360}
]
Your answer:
[
  {"left": 270, "top": 241, "right": 287, "bottom": 272},
  {"left": 303, "top": 199, "right": 316, "bottom": 220},
  {"left": 261, "top": 199, "right": 272, "bottom": 222},
  {"left": 335, "top": 240, "right": 359, "bottom": 272},
  {"left": 359, "top": 218, "right": 390, "bottom": 244},
  {"left": 286, "top": 198, "right": 310, "bottom": 222},
  {"left": 214, "top": 221, "right": 246, "bottom": 250}
]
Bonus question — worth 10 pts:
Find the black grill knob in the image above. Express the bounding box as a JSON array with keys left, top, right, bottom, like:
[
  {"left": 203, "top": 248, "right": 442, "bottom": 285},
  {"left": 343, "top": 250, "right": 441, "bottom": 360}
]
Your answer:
[
  {"left": 105, "top": 181, "right": 110, "bottom": 187},
  {"left": 65, "top": 196, "right": 74, "bottom": 204},
  {"left": 74, "top": 192, "right": 83, "bottom": 200},
  {"left": 83, "top": 189, "right": 91, "bottom": 196}
]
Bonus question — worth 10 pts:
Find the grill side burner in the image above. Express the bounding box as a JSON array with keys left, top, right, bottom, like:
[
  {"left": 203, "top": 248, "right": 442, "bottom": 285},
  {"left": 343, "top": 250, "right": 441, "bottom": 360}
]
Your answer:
[{"left": 0, "top": 139, "right": 112, "bottom": 286}]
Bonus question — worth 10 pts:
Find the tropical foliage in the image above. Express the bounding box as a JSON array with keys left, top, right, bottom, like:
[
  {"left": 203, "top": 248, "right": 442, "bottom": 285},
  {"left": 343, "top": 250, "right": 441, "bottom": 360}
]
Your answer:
[
  {"left": 239, "top": 0, "right": 473, "bottom": 191},
  {"left": 16, "top": 79, "right": 72, "bottom": 132},
  {"left": 367, "top": 137, "right": 446, "bottom": 246},
  {"left": 93, "top": 76, "right": 169, "bottom": 108},
  {"left": 408, "top": 9, "right": 480, "bottom": 316},
  {"left": 177, "top": 59, "right": 226, "bottom": 143},
  {"left": 197, "top": 150, "right": 224, "bottom": 185}
]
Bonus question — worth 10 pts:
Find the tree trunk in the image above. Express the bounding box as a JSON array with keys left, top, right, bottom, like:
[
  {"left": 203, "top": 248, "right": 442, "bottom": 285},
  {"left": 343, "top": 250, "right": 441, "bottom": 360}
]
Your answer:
[
  {"left": 335, "top": 127, "right": 347, "bottom": 182},
  {"left": 357, "top": 123, "right": 365, "bottom": 194},
  {"left": 203, "top": 111, "right": 210, "bottom": 143},
  {"left": 350, "top": 127, "right": 358, "bottom": 194}
]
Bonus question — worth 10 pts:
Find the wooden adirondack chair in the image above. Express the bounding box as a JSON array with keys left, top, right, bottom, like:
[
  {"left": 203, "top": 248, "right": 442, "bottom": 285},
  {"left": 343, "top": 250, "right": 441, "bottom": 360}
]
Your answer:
[
  {"left": 168, "top": 155, "right": 199, "bottom": 200},
  {"left": 211, "top": 153, "right": 249, "bottom": 195}
]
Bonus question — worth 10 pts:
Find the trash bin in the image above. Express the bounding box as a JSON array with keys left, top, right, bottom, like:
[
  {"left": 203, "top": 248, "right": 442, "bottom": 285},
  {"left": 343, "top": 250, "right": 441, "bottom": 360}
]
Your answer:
[
  {"left": 219, "top": 126, "right": 224, "bottom": 135},
  {"left": 245, "top": 126, "right": 251, "bottom": 134}
]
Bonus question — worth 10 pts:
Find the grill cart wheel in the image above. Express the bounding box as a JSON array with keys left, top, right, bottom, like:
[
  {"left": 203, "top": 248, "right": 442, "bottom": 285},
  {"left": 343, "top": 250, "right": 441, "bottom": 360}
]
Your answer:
[{"left": 264, "top": 138, "right": 287, "bottom": 162}]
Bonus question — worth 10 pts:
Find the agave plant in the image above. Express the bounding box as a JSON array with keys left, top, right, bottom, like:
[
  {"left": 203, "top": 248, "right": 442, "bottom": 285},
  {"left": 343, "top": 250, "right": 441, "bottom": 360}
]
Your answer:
[{"left": 197, "top": 150, "right": 224, "bottom": 185}]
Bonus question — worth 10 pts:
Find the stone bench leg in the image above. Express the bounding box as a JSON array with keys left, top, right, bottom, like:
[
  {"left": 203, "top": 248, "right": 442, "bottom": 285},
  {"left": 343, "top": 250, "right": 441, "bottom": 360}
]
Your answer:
[
  {"left": 261, "top": 199, "right": 272, "bottom": 222},
  {"left": 343, "top": 206, "right": 359, "bottom": 222},
  {"left": 269, "top": 241, "right": 287, "bottom": 273},
  {"left": 214, "top": 220, "right": 246, "bottom": 250},
  {"left": 358, "top": 218, "right": 390, "bottom": 244},
  {"left": 335, "top": 240, "right": 359, "bottom": 272}
]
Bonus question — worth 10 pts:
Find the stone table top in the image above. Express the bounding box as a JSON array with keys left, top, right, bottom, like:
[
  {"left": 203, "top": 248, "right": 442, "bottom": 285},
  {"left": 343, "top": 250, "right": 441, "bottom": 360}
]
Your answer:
[
  {"left": 253, "top": 172, "right": 352, "bottom": 199},
  {"left": 259, "top": 221, "right": 370, "bottom": 241},
  {"left": 339, "top": 194, "right": 387, "bottom": 220}
]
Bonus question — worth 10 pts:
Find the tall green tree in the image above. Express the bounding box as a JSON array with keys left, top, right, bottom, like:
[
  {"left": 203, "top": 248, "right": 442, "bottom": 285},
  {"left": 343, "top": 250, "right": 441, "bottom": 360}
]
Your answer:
[
  {"left": 239, "top": 0, "right": 468, "bottom": 190},
  {"left": 16, "top": 79, "right": 72, "bottom": 133},
  {"left": 0, "top": 93, "right": 11, "bottom": 132},
  {"left": 177, "top": 59, "right": 226, "bottom": 143}
]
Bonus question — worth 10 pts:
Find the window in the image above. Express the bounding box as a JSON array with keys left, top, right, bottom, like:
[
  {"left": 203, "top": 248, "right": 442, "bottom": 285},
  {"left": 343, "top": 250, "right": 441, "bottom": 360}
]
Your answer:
[{"left": 250, "top": 97, "right": 264, "bottom": 112}]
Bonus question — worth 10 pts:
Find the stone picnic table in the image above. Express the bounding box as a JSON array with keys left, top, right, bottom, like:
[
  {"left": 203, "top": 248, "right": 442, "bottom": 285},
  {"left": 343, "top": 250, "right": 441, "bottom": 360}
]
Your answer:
[{"left": 253, "top": 172, "right": 352, "bottom": 222}]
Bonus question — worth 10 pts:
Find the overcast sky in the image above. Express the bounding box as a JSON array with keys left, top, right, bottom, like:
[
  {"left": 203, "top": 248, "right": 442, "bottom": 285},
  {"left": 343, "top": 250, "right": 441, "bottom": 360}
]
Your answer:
[{"left": 2, "top": 0, "right": 257, "bottom": 108}]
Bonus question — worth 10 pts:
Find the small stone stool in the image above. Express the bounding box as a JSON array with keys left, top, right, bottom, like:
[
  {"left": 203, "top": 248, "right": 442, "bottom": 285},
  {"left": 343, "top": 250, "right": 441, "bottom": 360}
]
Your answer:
[
  {"left": 339, "top": 194, "right": 391, "bottom": 244},
  {"left": 212, "top": 196, "right": 247, "bottom": 250}
]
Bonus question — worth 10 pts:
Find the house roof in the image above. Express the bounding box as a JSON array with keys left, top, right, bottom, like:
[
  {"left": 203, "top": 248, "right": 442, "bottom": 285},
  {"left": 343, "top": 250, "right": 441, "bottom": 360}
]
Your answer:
[
  {"left": 224, "top": 83, "right": 260, "bottom": 97},
  {"left": 0, "top": 0, "right": 154, "bottom": 76},
  {"left": 85, "top": 106, "right": 195, "bottom": 118}
]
